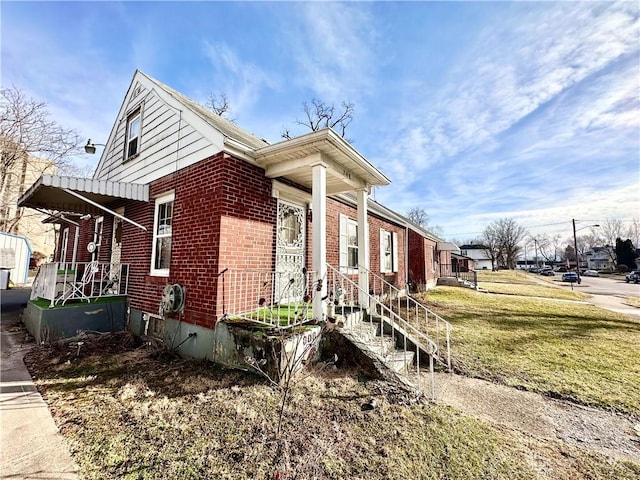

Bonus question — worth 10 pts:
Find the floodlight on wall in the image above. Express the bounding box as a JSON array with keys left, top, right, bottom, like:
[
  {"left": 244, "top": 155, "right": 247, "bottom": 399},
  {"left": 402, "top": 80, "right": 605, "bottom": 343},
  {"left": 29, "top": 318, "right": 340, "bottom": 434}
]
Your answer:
[{"left": 84, "top": 139, "right": 106, "bottom": 154}]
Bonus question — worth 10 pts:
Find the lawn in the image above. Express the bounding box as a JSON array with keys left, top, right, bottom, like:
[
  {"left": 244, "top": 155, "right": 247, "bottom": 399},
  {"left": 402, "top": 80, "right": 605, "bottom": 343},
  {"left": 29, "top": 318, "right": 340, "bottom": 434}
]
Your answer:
[
  {"left": 476, "top": 270, "right": 589, "bottom": 300},
  {"left": 25, "top": 334, "right": 639, "bottom": 480},
  {"left": 417, "top": 286, "right": 640, "bottom": 415}
]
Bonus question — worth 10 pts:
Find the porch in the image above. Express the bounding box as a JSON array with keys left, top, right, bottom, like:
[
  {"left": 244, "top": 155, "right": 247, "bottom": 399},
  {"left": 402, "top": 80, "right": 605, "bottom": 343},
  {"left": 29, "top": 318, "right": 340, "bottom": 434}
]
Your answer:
[{"left": 30, "top": 261, "right": 130, "bottom": 307}]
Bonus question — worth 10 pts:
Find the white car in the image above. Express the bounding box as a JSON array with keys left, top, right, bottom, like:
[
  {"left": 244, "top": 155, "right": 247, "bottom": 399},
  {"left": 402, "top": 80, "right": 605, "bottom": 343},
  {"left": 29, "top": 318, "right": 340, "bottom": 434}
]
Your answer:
[{"left": 582, "top": 270, "right": 599, "bottom": 277}]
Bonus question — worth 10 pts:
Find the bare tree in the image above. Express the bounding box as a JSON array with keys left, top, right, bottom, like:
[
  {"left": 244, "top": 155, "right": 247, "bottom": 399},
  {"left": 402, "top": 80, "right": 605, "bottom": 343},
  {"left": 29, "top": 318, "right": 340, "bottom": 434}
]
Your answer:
[
  {"left": 281, "top": 98, "right": 354, "bottom": 140},
  {"left": 598, "top": 218, "right": 625, "bottom": 264},
  {"left": 483, "top": 218, "right": 527, "bottom": 269},
  {"left": 627, "top": 218, "right": 640, "bottom": 248},
  {"left": 1, "top": 86, "right": 81, "bottom": 233},
  {"left": 406, "top": 207, "right": 429, "bottom": 228},
  {"left": 205, "top": 92, "right": 235, "bottom": 121},
  {"left": 531, "top": 233, "right": 562, "bottom": 264}
]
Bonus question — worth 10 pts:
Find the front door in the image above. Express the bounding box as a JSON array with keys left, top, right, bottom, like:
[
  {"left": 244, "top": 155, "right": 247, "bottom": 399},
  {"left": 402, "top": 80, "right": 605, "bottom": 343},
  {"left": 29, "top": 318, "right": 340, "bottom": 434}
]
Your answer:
[
  {"left": 105, "top": 208, "right": 125, "bottom": 294},
  {"left": 275, "top": 200, "right": 306, "bottom": 304}
]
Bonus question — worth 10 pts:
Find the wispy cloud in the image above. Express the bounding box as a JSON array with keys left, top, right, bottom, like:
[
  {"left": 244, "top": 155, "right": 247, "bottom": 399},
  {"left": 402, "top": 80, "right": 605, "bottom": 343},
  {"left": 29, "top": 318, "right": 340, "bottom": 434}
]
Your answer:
[
  {"left": 384, "top": 2, "right": 638, "bottom": 178},
  {"left": 200, "top": 41, "right": 280, "bottom": 118},
  {"left": 285, "top": 3, "right": 378, "bottom": 102},
  {"left": 373, "top": 2, "right": 639, "bottom": 238}
]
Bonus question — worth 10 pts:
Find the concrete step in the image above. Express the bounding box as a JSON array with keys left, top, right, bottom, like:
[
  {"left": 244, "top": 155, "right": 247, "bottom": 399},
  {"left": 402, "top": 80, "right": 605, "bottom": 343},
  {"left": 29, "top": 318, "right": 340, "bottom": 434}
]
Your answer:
[
  {"left": 383, "top": 349, "right": 415, "bottom": 373},
  {"left": 368, "top": 335, "right": 397, "bottom": 356},
  {"left": 346, "top": 321, "right": 379, "bottom": 342}
]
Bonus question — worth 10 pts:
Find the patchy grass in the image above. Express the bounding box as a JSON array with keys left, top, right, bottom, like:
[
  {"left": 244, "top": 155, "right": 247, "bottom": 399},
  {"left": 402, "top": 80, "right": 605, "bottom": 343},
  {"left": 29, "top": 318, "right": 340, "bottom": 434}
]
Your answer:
[
  {"left": 418, "top": 287, "right": 640, "bottom": 415},
  {"left": 25, "top": 334, "right": 639, "bottom": 480},
  {"left": 479, "top": 281, "right": 589, "bottom": 300},
  {"left": 622, "top": 296, "right": 640, "bottom": 308},
  {"left": 476, "top": 270, "right": 537, "bottom": 285},
  {"left": 475, "top": 271, "right": 588, "bottom": 300}
]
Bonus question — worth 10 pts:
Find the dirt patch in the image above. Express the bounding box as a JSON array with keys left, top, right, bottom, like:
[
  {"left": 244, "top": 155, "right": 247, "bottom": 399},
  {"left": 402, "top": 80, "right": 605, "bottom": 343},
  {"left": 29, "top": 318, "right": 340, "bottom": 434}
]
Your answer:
[{"left": 432, "top": 372, "right": 640, "bottom": 464}]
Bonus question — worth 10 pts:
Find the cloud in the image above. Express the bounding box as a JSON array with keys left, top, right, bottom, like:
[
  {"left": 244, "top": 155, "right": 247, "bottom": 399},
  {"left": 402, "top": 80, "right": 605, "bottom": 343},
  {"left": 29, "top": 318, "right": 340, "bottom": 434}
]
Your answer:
[
  {"left": 383, "top": 2, "right": 639, "bottom": 178},
  {"left": 201, "top": 41, "right": 280, "bottom": 118},
  {"left": 285, "top": 3, "right": 378, "bottom": 101}
]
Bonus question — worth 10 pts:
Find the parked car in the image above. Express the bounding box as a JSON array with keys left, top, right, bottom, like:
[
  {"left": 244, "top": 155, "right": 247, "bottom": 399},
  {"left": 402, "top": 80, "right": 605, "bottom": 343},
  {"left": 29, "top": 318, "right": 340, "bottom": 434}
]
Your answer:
[
  {"left": 555, "top": 266, "right": 567, "bottom": 272},
  {"left": 540, "top": 269, "right": 555, "bottom": 276},
  {"left": 626, "top": 270, "right": 640, "bottom": 283},
  {"left": 582, "top": 270, "right": 599, "bottom": 277},
  {"left": 562, "top": 272, "right": 579, "bottom": 283}
]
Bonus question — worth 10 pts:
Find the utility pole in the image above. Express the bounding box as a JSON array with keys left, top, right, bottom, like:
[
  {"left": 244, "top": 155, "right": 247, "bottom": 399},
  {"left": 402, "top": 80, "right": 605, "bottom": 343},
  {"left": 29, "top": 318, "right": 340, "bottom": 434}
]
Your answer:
[{"left": 573, "top": 219, "right": 581, "bottom": 284}]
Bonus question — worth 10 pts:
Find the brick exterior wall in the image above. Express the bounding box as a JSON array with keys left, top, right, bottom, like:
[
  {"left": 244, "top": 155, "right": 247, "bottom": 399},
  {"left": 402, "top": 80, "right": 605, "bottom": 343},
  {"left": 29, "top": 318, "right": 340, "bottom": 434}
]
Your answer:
[
  {"left": 324, "top": 197, "right": 406, "bottom": 289},
  {"left": 407, "top": 228, "right": 439, "bottom": 287},
  {"left": 50, "top": 154, "right": 438, "bottom": 331}
]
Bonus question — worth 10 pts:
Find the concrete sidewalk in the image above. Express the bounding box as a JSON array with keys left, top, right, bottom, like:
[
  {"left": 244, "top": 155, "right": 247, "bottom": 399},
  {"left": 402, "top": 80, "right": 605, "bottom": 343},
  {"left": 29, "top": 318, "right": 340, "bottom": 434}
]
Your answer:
[{"left": 1, "top": 288, "right": 79, "bottom": 480}]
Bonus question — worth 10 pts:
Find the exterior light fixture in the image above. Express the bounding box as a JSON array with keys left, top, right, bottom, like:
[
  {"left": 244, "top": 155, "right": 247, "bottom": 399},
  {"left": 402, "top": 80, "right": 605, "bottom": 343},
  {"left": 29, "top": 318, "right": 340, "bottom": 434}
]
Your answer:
[{"left": 84, "top": 139, "right": 106, "bottom": 154}]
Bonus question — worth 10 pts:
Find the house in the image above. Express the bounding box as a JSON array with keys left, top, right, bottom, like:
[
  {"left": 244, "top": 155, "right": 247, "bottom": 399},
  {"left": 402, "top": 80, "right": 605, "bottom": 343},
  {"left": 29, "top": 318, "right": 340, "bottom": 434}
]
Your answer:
[
  {"left": 18, "top": 70, "right": 456, "bottom": 377},
  {"left": 459, "top": 244, "right": 493, "bottom": 270},
  {"left": 584, "top": 246, "right": 615, "bottom": 271},
  {"left": 0, "top": 142, "right": 57, "bottom": 263}
]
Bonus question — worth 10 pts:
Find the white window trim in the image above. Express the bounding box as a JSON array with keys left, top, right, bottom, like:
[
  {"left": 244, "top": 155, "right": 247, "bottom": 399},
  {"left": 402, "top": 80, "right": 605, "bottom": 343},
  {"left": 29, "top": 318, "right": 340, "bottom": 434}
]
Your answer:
[
  {"left": 380, "top": 228, "right": 399, "bottom": 273},
  {"left": 339, "top": 214, "right": 358, "bottom": 274},
  {"left": 124, "top": 106, "right": 142, "bottom": 161},
  {"left": 150, "top": 191, "right": 175, "bottom": 277}
]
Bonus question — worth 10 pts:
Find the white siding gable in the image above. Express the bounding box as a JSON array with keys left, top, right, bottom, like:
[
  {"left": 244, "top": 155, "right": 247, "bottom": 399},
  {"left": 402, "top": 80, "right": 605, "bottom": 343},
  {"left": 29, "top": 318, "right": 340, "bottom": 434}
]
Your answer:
[{"left": 93, "top": 72, "right": 226, "bottom": 184}]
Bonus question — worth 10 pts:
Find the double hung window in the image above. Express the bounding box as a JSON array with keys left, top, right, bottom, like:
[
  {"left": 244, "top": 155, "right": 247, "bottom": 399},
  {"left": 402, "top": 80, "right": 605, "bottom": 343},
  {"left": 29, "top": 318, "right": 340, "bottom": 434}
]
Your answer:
[{"left": 150, "top": 192, "right": 174, "bottom": 276}]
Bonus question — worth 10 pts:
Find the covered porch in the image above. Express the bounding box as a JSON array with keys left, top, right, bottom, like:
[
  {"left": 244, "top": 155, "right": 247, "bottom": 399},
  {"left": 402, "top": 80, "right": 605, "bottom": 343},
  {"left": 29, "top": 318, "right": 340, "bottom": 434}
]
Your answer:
[{"left": 253, "top": 128, "right": 391, "bottom": 324}]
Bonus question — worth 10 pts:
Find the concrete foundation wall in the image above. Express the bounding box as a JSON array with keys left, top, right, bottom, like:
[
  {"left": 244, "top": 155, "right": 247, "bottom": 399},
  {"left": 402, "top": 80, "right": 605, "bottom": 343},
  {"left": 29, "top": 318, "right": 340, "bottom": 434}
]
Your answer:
[{"left": 23, "top": 298, "right": 127, "bottom": 343}]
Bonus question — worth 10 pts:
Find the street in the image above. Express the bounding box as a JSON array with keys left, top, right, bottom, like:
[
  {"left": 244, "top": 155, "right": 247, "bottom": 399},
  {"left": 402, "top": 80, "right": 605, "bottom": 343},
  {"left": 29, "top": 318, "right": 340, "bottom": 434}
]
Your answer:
[{"left": 552, "top": 274, "right": 640, "bottom": 297}]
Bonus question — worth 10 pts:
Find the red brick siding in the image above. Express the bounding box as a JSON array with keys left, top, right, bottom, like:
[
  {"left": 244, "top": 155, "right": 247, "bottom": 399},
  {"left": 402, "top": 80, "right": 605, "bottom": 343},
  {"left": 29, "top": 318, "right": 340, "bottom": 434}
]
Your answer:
[
  {"left": 324, "top": 197, "right": 407, "bottom": 289},
  {"left": 407, "top": 229, "right": 439, "bottom": 286}
]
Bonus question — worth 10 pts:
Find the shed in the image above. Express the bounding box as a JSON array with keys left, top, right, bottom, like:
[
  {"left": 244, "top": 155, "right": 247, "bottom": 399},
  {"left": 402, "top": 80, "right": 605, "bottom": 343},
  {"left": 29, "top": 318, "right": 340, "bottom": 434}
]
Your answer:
[{"left": 0, "top": 232, "right": 32, "bottom": 285}]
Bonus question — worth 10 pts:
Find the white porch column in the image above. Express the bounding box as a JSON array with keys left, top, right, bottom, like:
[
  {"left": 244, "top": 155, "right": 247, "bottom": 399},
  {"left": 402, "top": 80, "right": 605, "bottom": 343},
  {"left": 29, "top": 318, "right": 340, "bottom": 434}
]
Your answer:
[
  {"left": 357, "top": 188, "right": 370, "bottom": 309},
  {"left": 312, "top": 163, "right": 327, "bottom": 322}
]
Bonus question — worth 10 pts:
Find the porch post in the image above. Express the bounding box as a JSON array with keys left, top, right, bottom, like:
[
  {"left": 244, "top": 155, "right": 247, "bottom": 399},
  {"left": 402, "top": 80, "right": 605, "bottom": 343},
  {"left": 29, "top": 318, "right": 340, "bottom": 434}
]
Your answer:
[
  {"left": 357, "top": 188, "right": 370, "bottom": 309},
  {"left": 312, "top": 163, "right": 327, "bottom": 322}
]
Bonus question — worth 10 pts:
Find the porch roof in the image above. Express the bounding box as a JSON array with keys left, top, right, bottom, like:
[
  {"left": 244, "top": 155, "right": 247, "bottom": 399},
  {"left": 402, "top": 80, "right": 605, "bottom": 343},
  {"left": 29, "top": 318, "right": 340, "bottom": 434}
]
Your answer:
[
  {"left": 437, "top": 241, "right": 461, "bottom": 253},
  {"left": 18, "top": 174, "right": 149, "bottom": 217},
  {"left": 253, "top": 129, "right": 391, "bottom": 195}
]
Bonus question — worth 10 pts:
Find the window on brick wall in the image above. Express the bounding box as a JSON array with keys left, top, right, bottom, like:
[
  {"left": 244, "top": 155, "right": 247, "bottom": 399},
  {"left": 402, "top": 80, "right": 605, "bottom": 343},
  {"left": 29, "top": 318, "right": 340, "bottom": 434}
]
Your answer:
[
  {"left": 339, "top": 214, "right": 358, "bottom": 271},
  {"left": 125, "top": 107, "right": 142, "bottom": 160},
  {"left": 380, "top": 228, "right": 398, "bottom": 273},
  {"left": 150, "top": 192, "right": 174, "bottom": 276}
]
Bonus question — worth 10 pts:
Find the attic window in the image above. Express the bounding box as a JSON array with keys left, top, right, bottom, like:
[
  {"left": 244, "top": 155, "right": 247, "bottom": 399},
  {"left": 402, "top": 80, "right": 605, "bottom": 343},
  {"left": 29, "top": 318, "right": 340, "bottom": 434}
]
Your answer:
[{"left": 125, "top": 108, "right": 141, "bottom": 160}]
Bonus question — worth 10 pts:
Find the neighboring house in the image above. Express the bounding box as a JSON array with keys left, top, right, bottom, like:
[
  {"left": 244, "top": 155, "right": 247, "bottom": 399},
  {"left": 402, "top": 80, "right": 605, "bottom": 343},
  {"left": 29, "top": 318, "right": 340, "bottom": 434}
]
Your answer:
[
  {"left": 584, "top": 246, "right": 615, "bottom": 271},
  {"left": 459, "top": 244, "right": 493, "bottom": 270},
  {"left": 0, "top": 144, "right": 57, "bottom": 262},
  {"left": 18, "top": 70, "right": 455, "bottom": 363}
]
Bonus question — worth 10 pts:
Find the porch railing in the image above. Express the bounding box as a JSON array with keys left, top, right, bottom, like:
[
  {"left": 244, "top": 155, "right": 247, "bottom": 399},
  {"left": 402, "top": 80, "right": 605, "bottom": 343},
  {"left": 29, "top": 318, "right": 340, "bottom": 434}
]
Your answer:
[
  {"left": 218, "top": 269, "right": 315, "bottom": 328},
  {"left": 30, "top": 262, "right": 129, "bottom": 307},
  {"left": 440, "top": 263, "right": 477, "bottom": 286}
]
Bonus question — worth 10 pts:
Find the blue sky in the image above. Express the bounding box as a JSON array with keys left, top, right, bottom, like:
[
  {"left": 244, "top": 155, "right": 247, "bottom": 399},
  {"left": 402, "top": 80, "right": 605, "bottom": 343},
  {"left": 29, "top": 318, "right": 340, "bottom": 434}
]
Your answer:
[{"left": 2, "top": 1, "right": 639, "bottom": 241}]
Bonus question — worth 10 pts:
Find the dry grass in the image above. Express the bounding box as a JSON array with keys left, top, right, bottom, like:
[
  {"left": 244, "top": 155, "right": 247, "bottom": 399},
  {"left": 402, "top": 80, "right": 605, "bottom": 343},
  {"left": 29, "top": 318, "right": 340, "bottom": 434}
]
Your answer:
[
  {"left": 622, "top": 296, "right": 640, "bottom": 308},
  {"left": 24, "top": 333, "right": 639, "bottom": 480},
  {"left": 418, "top": 287, "right": 640, "bottom": 415}
]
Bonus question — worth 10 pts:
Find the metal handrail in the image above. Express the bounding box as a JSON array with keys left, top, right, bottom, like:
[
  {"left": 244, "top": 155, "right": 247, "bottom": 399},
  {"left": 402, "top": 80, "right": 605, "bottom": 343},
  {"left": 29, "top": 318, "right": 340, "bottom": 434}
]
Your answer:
[
  {"left": 327, "top": 264, "right": 437, "bottom": 398},
  {"left": 358, "top": 264, "right": 451, "bottom": 371}
]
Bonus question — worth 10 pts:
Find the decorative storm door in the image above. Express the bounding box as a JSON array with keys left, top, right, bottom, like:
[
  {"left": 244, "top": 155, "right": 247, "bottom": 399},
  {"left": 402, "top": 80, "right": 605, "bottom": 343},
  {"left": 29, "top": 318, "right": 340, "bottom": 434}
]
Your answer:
[
  {"left": 275, "top": 200, "right": 306, "bottom": 304},
  {"left": 106, "top": 208, "right": 125, "bottom": 295}
]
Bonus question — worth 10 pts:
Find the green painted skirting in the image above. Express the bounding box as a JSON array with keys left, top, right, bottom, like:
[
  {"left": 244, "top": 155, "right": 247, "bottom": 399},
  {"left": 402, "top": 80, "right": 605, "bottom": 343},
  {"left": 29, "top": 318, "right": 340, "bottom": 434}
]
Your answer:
[{"left": 23, "top": 297, "right": 127, "bottom": 343}]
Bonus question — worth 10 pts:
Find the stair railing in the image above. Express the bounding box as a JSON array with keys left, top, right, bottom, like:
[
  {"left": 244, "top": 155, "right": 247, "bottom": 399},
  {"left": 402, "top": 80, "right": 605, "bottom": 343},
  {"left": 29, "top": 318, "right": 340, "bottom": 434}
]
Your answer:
[
  {"left": 327, "top": 264, "right": 437, "bottom": 398},
  {"left": 358, "top": 264, "right": 452, "bottom": 371}
]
